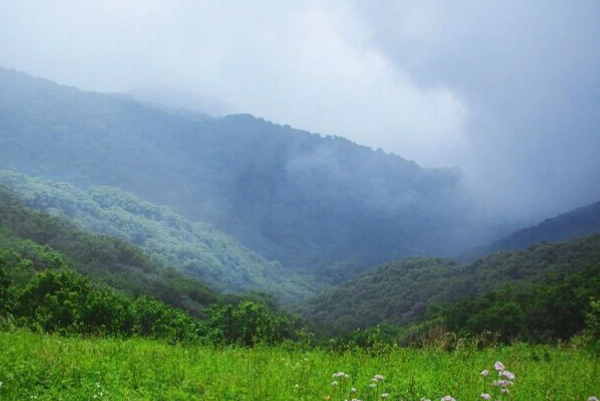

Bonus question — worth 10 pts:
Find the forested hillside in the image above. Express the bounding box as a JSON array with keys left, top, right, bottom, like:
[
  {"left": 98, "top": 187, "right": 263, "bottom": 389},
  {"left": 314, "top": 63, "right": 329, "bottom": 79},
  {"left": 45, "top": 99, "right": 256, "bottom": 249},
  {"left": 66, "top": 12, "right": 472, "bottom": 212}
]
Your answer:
[
  {"left": 0, "top": 184, "right": 298, "bottom": 345},
  {"left": 461, "top": 200, "right": 600, "bottom": 262},
  {"left": 0, "top": 66, "right": 497, "bottom": 281},
  {"left": 300, "top": 235, "right": 600, "bottom": 332},
  {"left": 0, "top": 170, "right": 313, "bottom": 300}
]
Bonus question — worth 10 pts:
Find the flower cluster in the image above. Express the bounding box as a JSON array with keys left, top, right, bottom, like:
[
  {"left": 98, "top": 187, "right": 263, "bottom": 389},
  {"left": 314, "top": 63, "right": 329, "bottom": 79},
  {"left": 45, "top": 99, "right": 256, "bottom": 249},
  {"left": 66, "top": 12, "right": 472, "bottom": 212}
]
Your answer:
[
  {"left": 333, "top": 372, "right": 351, "bottom": 379},
  {"left": 480, "top": 361, "right": 515, "bottom": 400}
]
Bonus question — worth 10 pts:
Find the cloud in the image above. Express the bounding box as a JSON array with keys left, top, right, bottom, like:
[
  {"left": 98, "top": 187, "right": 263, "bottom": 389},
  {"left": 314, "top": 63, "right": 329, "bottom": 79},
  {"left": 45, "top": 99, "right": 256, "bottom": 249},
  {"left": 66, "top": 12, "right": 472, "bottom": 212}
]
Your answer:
[
  {"left": 0, "top": 0, "right": 599, "bottom": 217},
  {"left": 353, "top": 0, "right": 600, "bottom": 216}
]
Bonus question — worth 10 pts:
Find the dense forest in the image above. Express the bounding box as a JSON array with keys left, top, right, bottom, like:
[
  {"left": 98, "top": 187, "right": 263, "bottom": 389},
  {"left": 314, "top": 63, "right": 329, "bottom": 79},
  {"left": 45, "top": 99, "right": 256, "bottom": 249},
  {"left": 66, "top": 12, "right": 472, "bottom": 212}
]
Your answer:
[
  {"left": 0, "top": 170, "right": 313, "bottom": 301},
  {"left": 0, "top": 184, "right": 298, "bottom": 345},
  {"left": 0, "top": 66, "right": 506, "bottom": 282},
  {"left": 300, "top": 234, "right": 600, "bottom": 339}
]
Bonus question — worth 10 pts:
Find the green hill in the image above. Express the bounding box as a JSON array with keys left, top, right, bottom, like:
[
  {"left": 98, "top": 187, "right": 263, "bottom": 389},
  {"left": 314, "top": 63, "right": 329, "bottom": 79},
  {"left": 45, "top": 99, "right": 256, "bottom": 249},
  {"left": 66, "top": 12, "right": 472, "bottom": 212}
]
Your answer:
[
  {"left": 0, "top": 66, "right": 494, "bottom": 282},
  {"left": 461, "top": 199, "right": 600, "bottom": 262},
  {"left": 0, "top": 184, "right": 216, "bottom": 316},
  {"left": 300, "top": 235, "right": 600, "bottom": 332},
  {"left": 0, "top": 170, "right": 313, "bottom": 301}
]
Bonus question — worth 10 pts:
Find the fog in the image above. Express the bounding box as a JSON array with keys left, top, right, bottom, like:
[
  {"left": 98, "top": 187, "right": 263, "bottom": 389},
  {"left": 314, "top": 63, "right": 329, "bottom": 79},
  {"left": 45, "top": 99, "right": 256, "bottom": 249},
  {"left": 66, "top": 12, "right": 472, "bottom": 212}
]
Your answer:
[{"left": 1, "top": 0, "right": 599, "bottom": 220}]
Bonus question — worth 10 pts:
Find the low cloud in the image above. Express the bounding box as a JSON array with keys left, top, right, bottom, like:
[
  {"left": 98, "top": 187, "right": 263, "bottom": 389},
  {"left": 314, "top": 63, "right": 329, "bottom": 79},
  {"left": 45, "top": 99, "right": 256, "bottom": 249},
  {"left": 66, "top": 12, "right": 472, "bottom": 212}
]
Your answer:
[{"left": 1, "top": 0, "right": 599, "bottom": 218}]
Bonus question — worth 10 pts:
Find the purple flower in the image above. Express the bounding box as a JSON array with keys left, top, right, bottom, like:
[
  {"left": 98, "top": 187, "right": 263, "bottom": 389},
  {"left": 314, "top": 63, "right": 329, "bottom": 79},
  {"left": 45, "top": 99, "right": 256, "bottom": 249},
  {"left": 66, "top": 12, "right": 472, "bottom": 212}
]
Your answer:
[
  {"left": 501, "top": 388, "right": 510, "bottom": 395},
  {"left": 481, "top": 369, "right": 490, "bottom": 377},
  {"left": 494, "top": 361, "right": 505, "bottom": 371},
  {"left": 481, "top": 394, "right": 491, "bottom": 400},
  {"left": 441, "top": 396, "right": 456, "bottom": 401},
  {"left": 500, "top": 370, "right": 515, "bottom": 380}
]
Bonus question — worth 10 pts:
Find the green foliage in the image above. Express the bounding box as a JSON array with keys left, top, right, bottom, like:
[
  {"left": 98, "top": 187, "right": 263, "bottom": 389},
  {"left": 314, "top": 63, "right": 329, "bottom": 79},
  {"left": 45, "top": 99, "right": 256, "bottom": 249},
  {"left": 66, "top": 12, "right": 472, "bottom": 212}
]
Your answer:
[
  {"left": 205, "top": 300, "right": 296, "bottom": 346},
  {"left": 301, "top": 235, "right": 600, "bottom": 337},
  {"left": 0, "top": 170, "right": 314, "bottom": 301},
  {"left": 436, "top": 263, "right": 600, "bottom": 343},
  {"left": 0, "top": 248, "right": 201, "bottom": 342},
  {"left": 0, "top": 234, "right": 299, "bottom": 345},
  {"left": 0, "top": 184, "right": 217, "bottom": 316}
]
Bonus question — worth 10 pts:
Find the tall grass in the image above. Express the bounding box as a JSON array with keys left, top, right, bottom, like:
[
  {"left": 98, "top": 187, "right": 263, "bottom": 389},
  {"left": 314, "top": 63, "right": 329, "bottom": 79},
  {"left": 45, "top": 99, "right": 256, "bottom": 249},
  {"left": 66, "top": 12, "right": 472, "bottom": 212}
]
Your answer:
[{"left": 0, "top": 330, "right": 597, "bottom": 400}]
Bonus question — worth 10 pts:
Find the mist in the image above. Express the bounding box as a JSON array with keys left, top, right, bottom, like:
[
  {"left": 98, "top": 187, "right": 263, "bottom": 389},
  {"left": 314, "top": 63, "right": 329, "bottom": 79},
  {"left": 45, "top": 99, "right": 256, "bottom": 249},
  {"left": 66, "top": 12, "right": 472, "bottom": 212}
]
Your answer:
[{"left": 1, "top": 0, "right": 599, "bottom": 220}]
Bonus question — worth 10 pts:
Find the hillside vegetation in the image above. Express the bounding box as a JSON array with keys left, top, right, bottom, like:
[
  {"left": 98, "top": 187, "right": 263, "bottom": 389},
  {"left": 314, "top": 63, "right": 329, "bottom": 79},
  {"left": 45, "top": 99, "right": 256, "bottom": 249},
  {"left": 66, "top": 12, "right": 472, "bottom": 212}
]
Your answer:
[
  {"left": 462, "top": 200, "right": 600, "bottom": 261},
  {"left": 301, "top": 235, "right": 600, "bottom": 334},
  {"left": 0, "top": 170, "right": 313, "bottom": 300},
  {"left": 0, "top": 184, "right": 298, "bottom": 345},
  {"left": 0, "top": 66, "right": 498, "bottom": 281}
]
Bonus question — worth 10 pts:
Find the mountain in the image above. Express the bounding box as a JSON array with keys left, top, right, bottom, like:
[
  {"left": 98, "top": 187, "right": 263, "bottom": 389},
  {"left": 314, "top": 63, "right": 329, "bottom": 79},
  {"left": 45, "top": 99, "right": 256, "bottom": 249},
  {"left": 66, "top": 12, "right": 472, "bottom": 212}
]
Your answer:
[
  {"left": 299, "top": 234, "right": 600, "bottom": 332},
  {"left": 0, "top": 66, "right": 494, "bottom": 282},
  {"left": 0, "top": 170, "right": 313, "bottom": 301},
  {"left": 0, "top": 184, "right": 216, "bottom": 316},
  {"left": 124, "top": 86, "right": 237, "bottom": 117},
  {"left": 460, "top": 199, "right": 600, "bottom": 262}
]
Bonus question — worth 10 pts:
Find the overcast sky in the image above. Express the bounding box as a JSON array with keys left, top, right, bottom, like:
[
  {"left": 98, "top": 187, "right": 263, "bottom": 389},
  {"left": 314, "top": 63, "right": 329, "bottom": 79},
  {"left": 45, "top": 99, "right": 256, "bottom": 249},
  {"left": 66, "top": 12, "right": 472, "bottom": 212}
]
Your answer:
[{"left": 1, "top": 0, "right": 599, "bottom": 218}]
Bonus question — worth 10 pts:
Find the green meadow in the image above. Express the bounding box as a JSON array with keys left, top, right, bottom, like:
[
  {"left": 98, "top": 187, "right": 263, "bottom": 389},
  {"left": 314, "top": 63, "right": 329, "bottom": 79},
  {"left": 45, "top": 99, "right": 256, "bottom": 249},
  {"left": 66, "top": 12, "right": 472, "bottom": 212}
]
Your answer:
[{"left": 0, "top": 330, "right": 597, "bottom": 401}]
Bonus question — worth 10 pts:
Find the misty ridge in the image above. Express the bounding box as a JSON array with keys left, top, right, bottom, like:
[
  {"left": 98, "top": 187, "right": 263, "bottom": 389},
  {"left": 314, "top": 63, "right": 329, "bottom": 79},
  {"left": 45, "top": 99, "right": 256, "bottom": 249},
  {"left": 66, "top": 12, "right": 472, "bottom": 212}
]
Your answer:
[
  {"left": 1, "top": 63, "right": 600, "bottom": 283},
  {"left": 0, "top": 66, "right": 507, "bottom": 278}
]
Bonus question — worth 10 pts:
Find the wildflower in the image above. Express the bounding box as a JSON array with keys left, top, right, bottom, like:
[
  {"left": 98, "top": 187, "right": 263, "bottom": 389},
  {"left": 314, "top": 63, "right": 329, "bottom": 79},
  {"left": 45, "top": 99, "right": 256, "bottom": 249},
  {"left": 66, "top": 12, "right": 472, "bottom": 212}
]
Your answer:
[
  {"left": 500, "top": 370, "right": 515, "bottom": 380},
  {"left": 369, "top": 383, "right": 377, "bottom": 389},
  {"left": 441, "top": 396, "right": 456, "bottom": 401},
  {"left": 372, "top": 374, "right": 385, "bottom": 382},
  {"left": 351, "top": 387, "right": 357, "bottom": 393},
  {"left": 501, "top": 388, "right": 510, "bottom": 395},
  {"left": 494, "top": 361, "right": 505, "bottom": 371},
  {"left": 589, "top": 397, "right": 599, "bottom": 401},
  {"left": 333, "top": 372, "right": 350, "bottom": 379},
  {"left": 481, "top": 393, "right": 491, "bottom": 400},
  {"left": 381, "top": 393, "right": 390, "bottom": 398},
  {"left": 481, "top": 369, "right": 490, "bottom": 377},
  {"left": 331, "top": 381, "right": 338, "bottom": 387}
]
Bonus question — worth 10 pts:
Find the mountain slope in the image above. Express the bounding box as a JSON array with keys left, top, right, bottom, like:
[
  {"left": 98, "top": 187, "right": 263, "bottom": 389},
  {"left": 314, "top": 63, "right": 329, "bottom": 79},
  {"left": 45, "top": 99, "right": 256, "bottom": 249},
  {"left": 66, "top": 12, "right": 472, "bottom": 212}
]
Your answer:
[
  {"left": 461, "top": 199, "right": 600, "bottom": 262},
  {"left": 0, "top": 170, "right": 313, "bottom": 300},
  {"left": 300, "top": 234, "right": 600, "bottom": 331},
  {"left": 0, "top": 66, "right": 489, "bottom": 280},
  {"left": 0, "top": 184, "right": 216, "bottom": 316}
]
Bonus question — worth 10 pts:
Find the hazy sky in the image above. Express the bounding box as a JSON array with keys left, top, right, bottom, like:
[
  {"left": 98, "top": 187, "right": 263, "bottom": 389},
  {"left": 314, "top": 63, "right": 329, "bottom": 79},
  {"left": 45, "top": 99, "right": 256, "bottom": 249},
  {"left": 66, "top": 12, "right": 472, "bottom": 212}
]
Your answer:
[{"left": 1, "top": 0, "right": 599, "bottom": 217}]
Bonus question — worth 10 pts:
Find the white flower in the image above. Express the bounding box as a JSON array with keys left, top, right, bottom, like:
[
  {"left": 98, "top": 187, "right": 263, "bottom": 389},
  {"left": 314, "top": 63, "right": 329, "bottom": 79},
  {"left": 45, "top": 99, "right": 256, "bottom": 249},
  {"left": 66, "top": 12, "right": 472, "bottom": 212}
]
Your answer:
[
  {"left": 372, "top": 374, "right": 385, "bottom": 382},
  {"left": 381, "top": 393, "right": 390, "bottom": 398}
]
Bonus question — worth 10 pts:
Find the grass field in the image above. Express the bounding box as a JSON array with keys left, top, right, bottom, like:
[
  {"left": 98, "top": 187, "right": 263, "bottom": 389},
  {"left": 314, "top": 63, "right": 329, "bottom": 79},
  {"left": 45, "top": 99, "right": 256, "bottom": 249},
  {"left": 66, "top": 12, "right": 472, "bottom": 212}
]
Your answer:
[{"left": 0, "top": 330, "right": 598, "bottom": 401}]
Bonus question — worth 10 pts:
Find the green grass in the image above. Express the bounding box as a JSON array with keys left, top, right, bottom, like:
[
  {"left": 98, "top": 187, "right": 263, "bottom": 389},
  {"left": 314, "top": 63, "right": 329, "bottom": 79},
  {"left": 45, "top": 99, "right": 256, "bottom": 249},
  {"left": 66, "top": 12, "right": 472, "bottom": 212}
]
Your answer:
[{"left": 0, "top": 330, "right": 598, "bottom": 401}]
